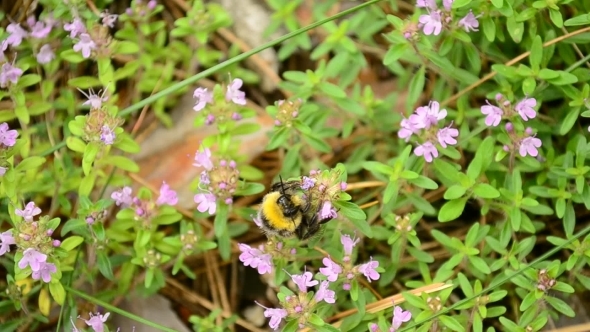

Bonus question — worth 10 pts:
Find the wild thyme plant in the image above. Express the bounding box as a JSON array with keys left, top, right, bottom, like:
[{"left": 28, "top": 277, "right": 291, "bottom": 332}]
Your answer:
[{"left": 1, "top": 0, "right": 590, "bottom": 331}]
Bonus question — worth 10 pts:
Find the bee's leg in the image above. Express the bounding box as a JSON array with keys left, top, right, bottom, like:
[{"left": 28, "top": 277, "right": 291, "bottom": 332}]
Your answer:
[{"left": 301, "top": 192, "right": 313, "bottom": 214}]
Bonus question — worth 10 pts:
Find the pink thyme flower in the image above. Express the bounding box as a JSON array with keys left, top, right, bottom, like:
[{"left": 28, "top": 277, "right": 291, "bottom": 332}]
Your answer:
[
  {"left": 156, "top": 181, "right": 178, "bottom": 206},
  {"left": 414, "top": 141, "right": 439, "bottom": 162},
  {"left": 341, "top": 234, "right": 359, "bottom": 257},
  {"left": 194, "top": 193, "right": 217, "bottom": 214},
  {"left": 225, "top": 78, "right": 247, "bottom": 105},
  {"left": 0, "top": 166, "right": 6, "bottom": 176},
  {"left": 80, "top": 88, "right": 109, "bottom": 110},
  {"left": 319, "top": 257, "right": 342, "bottom": 282},
  {"left": 32, "top": 261, "right": 57, "bottom": 283},
  {"left": 416, "top": 0, "right": 437, "bottom": 9},
  {"left": 15, "top": 202, "right": 42, "bottom": 222},
  {"left": 515, "top": 97, "right": 537, "bottom": 121},
  {"left": 28, "top": 17, "right": 52, "bottom": 39},
  {"left": 398, "top": 117, "right": 420, "bottom": 142},
  {"left": 6, "top": 23, "right": 28, "bottom": 47},
  {"left": 301, "top": 176, "right": 316, "bottom": 190},
  {"left": 458, "top": 11, "right": 480, "bottom": 32},
  {"left": 64, "top": 18, "right": 87, "bottom": 38},
  {"left": 18, "top": 248, "right": 48, "bottom": 272},
  {"left": 437, "top": 126, "right": 459, "bottom": 148},
  {"left": 519, "top": 137, "right": 542, "bottom": 157},
  {"left": 0, "top": 61, "right": 24, "bottom": 88},
  {"left": 481, "top": 100, "right": 503, "bottom": 127},
  {"left": 419, "top": 10, "right": 443, "bottom": 36},
  {"left": 101, "top": 12, "right": 119, "bottom": 28},
  {"left": 111, "top": 186, "right": 133, "bottom": 207},
  {"left": 83, "top": 312, "right": 110, "bottom": 332},
  {"left": 358, "top": 257, "right": 380, "bottom": 282},
  {"left": 0, "top": 230, "right": 15, "bottom": 256},
  {"left": 193, "top": 147, "right": 214, "bottom": 170},
  {"left": 193, "top": 88, "right": 214, "bottom": 111},
  {"left": 0, "top": 122, "right": 19, "bottom": 147},
  {"left": 36, "top": 44, "right": 55, "bottom": 64},
  {"left": 319, "top": 201, "right": 338, "bottom": 220},
  {"left": 257, "top": 304, "right": 287, "bottom": 330},
  {"left": 390, "top": 306, "right": 412, "bottom": 332},
  {"left": 411, "top": 101, "right": 447, "bottom": 129},
  {"left": 100, "top": 125, "right": 116, "bottom": 145},
  {"left": 315, "top": 281, "right": 336, "bottom": 304},
  {"left": 238, "top": 243, "right": 273, "bottom": 274},
  {"left": 291, "top": 271, "right": 318, "bottom": 292},
  {"left": 73, "top": 33, "right": 96, "bottom": 58},
  {"left": 442, "top": 0, "right": 454, "bottom": 11}
]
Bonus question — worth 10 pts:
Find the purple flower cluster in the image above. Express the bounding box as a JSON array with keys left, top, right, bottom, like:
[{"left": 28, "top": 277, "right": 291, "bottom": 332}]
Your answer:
[
  {"left": 193, "top": 145, "right": 240, "bottom": 215},
  {"left": 299, "top": 169, "right": 347, "bottom": 221},
  {"left": 256, "top": 269, "right": 338, "bottom": 330},
  {"left": 192, "top": 78, "right": 247, "bottom": 126},
  {"left": 0, "top": 15, "right": 57, "bottom": 67},
  {"left": 319, "top": 234, "right": 381, "bottom": 289},
  {"left": 111, "top": 182, "right": 178, "bottom": 221},
  {"left": 481, "top": 95, "right": 543, "bottom": 158},
  {"left": 238, "top": 237, "right": 296, "bottom": 275},
  {"left": 398, "top": 101, "right": 458, "bottom": 163},
  {"left": 1, "top": 202, "right": 61, "bottom": 283},
  {"left": 77, "top": 88, "right": 124, "bottom": 145},
  {"left": 415, "top": 0, "right": 481, "bottom": 37}
]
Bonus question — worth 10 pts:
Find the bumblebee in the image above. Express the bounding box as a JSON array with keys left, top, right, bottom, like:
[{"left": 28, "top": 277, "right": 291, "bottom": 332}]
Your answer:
[{"left": 257, "top": 177, "right": 333, "bottom": 240}]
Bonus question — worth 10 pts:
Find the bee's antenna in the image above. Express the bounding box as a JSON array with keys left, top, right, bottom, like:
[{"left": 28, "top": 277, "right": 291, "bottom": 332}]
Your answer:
[{"left": 279, "top": 175, "right": 286, "bottom": 194}]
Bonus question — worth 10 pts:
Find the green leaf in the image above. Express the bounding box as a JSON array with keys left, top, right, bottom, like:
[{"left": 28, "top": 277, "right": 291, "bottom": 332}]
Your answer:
[
  {"left": 17, "top": 74, "right": 41, "bottom": 88},
  {"left": 335, "top": 201, "right": 366, "bottom": 220},
  {"left": 101, "top": 156, "right": 140, "bottom": 172},
  {"left": 318, "top": 82, "right": 346, "bottom": 98},
  {"left": 113, "top": 134, "right": 140, "bottom": 153},
  {"left": 83, "top": 143, "right": 99, "bottom": 176},
  {"left": 407, "top": 66, "right": 426, "bottom": 108},
  {"left": 451, "top": 0, "right": 471, "bottom": 8},
  {"left": 114, "top": 41, "right": 140, "bottom": 54},
  {"left": 564, "top": 13, "right": 590, "bottom": 26},
  {"left": 438, "top": 198, "right": 468, "bottom": 222},
  {"left": 302, "top": 133, "right": 331, "bottom": 153},
  {"left": 548, "top": 71, "right": 578, "bottom": 85},
  {"left": 473, "top": 183, "right": 500, "bottom": 198},
  {"left": 444, "top": 185, "right": 467, "bottom": 200},
  {"left": 363, "top": 161, "right": 394, "bottom": 176},
  {"left": 67, "top": 76, "right": 103, "bottom": 89},
  {"left": 49, "top": 282, "right": 66, "bottom": 305},
  {"left": 60, "top": 49, "right": 85, "bottom": 63},
  {"left": 439, "top": 315, "right": 465, "bottom": 332},
  {"left": 15, "top": 156, "right": 45, "bottom": 172},
  {"left": 560, "top": 107, "right": 580, "bottom": 135},
  {"left": 234, "top": 182, "right": 265, "bottom": 196},
  {"left": 97, "top": 251, "right": 115, "bottom": 280},
  {"left": 66, "top": 137, "right": 87, "bottom": 153},
  {"left": 529, "top": 36, "right": 542, "bottom": 71},
  {"left": 383, "top": 43, "right": 408, "bottom": 65},
  {"left": 506, "top": 16, "right": 524, "bottom": 43},
  {"left": 60, "top": 236, "right": 84, "bottom": 251},
  {"left": 267, "top": 127, "right": 289, "bottom": 150},
  {"left": 152, "top": 212, "right": 182, "bottom": 225},
  {"left": 409, "top": 176, "right": 438, "bottom": 190},
  {"left": 545, "top": 296, "right": 575, "bottom": 317},
  {"left": 549, "top": 9, "right": 563, "bottom": 27},
  {"left": 79, "top": 173, "right": 96, "bottom": 197}
]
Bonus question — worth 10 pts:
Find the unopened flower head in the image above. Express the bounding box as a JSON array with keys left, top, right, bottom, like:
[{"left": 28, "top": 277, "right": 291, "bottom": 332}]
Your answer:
[
  {"left": 81, "top": 94, "right": 123, "bottom": 144},
  {"left": 274, "top": 99, "right": 302, "bottom": 127}
]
